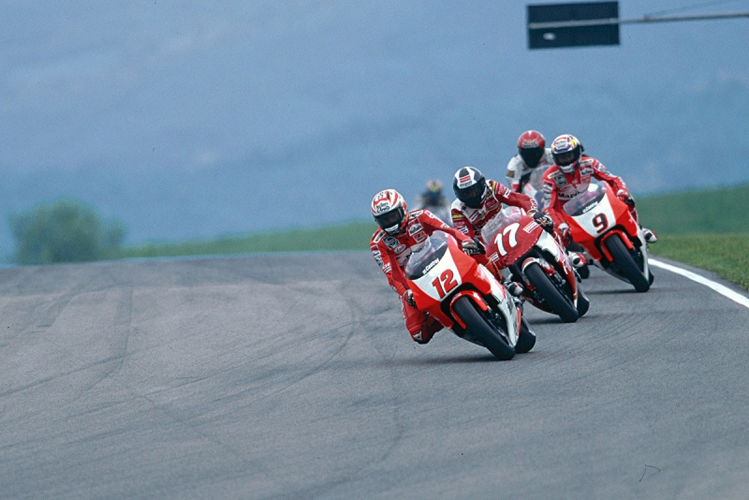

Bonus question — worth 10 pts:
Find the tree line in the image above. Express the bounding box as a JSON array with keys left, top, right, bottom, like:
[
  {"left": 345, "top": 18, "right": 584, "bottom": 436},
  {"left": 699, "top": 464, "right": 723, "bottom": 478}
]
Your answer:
[{"left": 8, "top": 200, "right": 127, "bottom": 265}]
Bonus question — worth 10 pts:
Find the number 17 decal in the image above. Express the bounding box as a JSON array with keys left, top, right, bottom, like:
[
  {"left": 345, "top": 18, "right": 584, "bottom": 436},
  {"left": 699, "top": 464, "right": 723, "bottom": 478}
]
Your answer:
[{"left": 432, "top": 269, "right": 458, "bottom": 298}]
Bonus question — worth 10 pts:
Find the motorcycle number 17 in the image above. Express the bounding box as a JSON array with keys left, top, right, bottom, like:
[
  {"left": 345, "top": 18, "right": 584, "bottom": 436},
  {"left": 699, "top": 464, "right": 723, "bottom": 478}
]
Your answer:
[{"left": 495, "top": 222, "right": 520, "bottom": 256}]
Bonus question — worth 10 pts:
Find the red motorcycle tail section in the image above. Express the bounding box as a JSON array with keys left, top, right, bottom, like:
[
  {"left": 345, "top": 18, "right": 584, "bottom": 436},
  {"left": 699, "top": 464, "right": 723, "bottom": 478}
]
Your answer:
[{"left": 485, "top": 215, "right": 544, "bottom": 269}]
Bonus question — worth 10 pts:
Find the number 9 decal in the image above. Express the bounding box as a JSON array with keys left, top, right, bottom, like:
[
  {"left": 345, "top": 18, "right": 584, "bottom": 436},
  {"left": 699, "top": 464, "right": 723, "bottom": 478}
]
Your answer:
[{"left": 592, "top": 213, "right": 608, "bottom": 233}]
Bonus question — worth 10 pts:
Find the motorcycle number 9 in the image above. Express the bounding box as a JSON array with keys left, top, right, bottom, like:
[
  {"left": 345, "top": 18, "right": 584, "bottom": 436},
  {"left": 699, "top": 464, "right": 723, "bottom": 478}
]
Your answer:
[
  {"left": 593, "top": 213, "right": 608, "bottom": 233},
  {"left": 496, "top": 222, "right": 520, "bottom": 256},
  {"left": 431, "top": 269, "right": 458, "bottom": 298}
]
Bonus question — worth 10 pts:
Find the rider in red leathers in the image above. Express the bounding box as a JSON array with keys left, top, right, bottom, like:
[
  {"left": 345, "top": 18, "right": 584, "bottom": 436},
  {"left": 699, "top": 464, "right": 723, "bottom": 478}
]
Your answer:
[
  {"left": 451, "top": 165, "right": 587, "bottom": 275},
  {"left": 542, "top": 134, "right": 657, "bottom": 245},
  {"left": 370, "top": 189, "right": 481, "bottom": 344}
]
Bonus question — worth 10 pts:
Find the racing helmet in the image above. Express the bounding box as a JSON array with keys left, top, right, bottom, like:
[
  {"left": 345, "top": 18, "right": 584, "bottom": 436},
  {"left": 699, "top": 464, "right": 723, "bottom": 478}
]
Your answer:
[
  {"left": 453, "top": 166, "right": 488, "bottom": 209},
  {"left": 517, "top": 130, "right": 546, "bottom": 169},
  {"left": 551, "top": 134, "right": 584, "bottom": 174},
  {"left": 425, "top": 179, "right": 443, "bottom": 203},
  {"left": 371, "top": 189, "right": 408, "bottom": 234}
]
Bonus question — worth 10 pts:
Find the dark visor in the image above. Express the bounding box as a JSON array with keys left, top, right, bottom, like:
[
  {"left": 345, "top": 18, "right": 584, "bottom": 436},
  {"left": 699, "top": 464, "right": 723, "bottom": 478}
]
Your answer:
[{"left": 375, "top": 209, "right": 403, "bottom": 229}]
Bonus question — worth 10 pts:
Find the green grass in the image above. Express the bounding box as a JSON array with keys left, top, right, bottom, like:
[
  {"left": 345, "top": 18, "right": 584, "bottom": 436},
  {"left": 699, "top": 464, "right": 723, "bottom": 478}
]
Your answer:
[
  {"left": 649, "top": 233, "right": 749, "bottom": 291},
  {"left": 636, "top": 183, "right": 749, "bottom": 235},
  {"left": 122, "top": 221, "right": 378, "bottom": 258}
]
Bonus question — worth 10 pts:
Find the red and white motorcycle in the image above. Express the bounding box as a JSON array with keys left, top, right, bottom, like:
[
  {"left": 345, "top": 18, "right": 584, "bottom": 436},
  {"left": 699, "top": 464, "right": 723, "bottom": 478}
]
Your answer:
[
  {"left": 404, "top": 232, "right": 536, "bottom": 360},
  {"left": 481, "top": 207, "right": 589, "bottom": 323},
  {"left": 560, "top": 179, "right": 653, "bottom": 293}
]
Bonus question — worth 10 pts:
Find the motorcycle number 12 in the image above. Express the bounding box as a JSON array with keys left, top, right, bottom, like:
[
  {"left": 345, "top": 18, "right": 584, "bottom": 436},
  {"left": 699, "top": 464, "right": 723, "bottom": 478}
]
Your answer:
[
  {"left": 432, "top": 269, "right": 458, "bottom": 298},
  {"left": 496, "top": 222, "right": 520, "bottom": 256}
]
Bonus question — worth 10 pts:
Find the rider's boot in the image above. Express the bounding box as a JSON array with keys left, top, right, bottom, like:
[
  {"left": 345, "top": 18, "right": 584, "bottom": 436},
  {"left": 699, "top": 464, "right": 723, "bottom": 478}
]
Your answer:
[
  {"left": 504, "top": 280, "right": 524, "bottom": 298},
  {"left": 567, "top": 251, "right": 587, "bottom": 269},
  {"left": 642, "top": 227, "right": 658, "bottom": 243}
]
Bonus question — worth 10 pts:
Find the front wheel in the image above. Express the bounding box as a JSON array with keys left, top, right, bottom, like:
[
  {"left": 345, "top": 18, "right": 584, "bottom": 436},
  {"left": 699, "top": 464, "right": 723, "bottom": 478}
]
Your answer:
[
  {"left": 604, "top": 235, "right": 650, "bottom": 292},
  {"left": 452, "top": 296, "right": 515, "bottom": 361},
  {"left": 515, "top": 315, "right": 536, "bottom": 354},
  {"left": 524, "top": 262, "right": 579, "bottom": 323}
]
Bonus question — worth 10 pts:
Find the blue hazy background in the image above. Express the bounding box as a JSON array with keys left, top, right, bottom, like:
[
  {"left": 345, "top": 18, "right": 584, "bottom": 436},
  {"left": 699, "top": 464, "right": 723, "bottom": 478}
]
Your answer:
[{"left": 1, "top": 1, "right": 748, "bottom": 255}]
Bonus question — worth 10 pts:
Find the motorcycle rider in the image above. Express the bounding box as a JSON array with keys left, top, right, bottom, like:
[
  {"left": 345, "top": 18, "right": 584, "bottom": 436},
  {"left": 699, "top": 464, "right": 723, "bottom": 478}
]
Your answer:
[
  {"left": 413, "top": 179, "right": 452, "bottom": 226},
  {"left": 370, "top": 189, "right": 482, "bottom": 345},
  {"left": 506, "top": 130, "right": 555, "bottom": 198},
  {"left": 450, "top": 166, "right": 562, "bottom": 287},
  {"left": 542, "top": 134, "right": 658, "bottom": 245},
  {"left": 452, "top": 165, "right": 587, "bottom": 273}
]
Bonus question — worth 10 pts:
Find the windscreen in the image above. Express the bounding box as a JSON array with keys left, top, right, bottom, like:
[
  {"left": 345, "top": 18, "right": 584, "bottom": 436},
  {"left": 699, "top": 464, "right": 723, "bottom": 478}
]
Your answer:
[
  {"left": 562, "top": 181, "right": 606, "bottom": 217},
  {"left": 404, "top": 233, "right": 449, "bottom": 280}
]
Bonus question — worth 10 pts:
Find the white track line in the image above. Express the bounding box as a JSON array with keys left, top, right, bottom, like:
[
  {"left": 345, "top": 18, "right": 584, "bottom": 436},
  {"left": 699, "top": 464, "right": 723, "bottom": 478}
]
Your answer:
[{"left": 650, "top": 258, "right": 749, "bottom": 310}]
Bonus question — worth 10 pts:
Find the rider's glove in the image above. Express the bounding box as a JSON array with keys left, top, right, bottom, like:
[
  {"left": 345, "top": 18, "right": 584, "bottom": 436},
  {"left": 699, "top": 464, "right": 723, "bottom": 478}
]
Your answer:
[
  {"left": 531, "top": 210, "right": 554, "bottom": 230},
  {"left": 558, "top": 222, "right": 571, "bottom": 241},
  {"left": 462, "top": 238, "right": 485, "bottom": 256},
  {"left": 404, "top": 290, "right": 417, "bottom": 308},
  {"left": 616, "top": 189, "right": 635, "bottom": 207}
]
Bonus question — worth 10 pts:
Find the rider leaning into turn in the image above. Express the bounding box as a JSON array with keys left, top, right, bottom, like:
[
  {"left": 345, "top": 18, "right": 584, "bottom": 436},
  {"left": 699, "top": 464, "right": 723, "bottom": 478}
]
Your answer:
[
  {"left": 370, "top": 189, "right": 482, "bottom": 345},
  {"left": 449, "top": 166, "right": 563, "bottom": 283},
  {"left": 541, "top": 134, "right": 658, "bottom": 246}
]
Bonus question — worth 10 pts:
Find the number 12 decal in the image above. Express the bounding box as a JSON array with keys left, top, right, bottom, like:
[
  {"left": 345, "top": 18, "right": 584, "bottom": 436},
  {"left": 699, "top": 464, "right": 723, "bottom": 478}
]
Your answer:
[{"left": 432, "top": 269, "right": 458, "bottom": 298}]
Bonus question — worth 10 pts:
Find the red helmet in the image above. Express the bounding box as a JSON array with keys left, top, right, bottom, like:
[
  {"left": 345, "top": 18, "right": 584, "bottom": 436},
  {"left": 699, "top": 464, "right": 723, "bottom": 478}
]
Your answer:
[
  {"left": 371, "top": 189, "right": 408, "bottom": 234},
  {"left": 517, "top": 130, "right": 546, "bottom": 168},
  {"left": 551, "top": 134, "right": 584, "bottom": 174}
]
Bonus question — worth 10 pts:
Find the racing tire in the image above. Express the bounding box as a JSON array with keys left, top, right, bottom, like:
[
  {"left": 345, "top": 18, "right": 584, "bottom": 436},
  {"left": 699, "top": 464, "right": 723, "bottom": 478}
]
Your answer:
[
  {"left": 577, "top": 288, "right": 590, "bottom": 317},
  {"left": 515, "top": 316, "right": 536, "bottom": 354},
  {"left": 452, "top": 296, "right": 515, "bottom": 361},
  {"left": 524, "top": 262, "right": 579, "bottom": 323},
  {"left": 604, "top": 235, "right": 650, "bottom": 293}
]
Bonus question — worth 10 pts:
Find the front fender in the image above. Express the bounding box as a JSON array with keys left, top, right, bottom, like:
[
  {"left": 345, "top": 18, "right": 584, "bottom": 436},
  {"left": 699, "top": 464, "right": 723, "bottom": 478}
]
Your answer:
[{"left": 448, "top": 290, "right": 489, "bottom": 330}]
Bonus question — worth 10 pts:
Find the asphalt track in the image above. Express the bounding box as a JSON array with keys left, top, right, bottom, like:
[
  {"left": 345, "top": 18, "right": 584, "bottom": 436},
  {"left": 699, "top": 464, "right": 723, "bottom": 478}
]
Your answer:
[{"left": 0, "top": 253, "right": 748, "bottom": 499}]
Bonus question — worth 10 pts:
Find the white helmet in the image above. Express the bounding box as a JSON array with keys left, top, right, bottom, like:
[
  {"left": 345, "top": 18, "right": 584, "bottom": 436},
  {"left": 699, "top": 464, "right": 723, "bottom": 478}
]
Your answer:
[{"left": 371, "top": 189, "right": 408, "bottom": 234}]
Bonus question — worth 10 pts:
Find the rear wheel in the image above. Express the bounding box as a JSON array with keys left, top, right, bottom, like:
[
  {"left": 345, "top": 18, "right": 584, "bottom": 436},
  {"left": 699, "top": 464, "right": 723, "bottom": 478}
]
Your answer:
[
  {"left": 524, "top": 262, "right": 579, "bottom": 323},
  {"left": 604, "top": 235, "right": 650, "bottom": 292},
  {"left": 452, "top": 297, "right": 515, "bottom": 361}
]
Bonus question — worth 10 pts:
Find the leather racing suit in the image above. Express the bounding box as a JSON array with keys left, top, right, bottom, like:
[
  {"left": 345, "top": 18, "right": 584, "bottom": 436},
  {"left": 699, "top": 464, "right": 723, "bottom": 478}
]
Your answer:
[{"left": 370, "top": 209, "right": 474, "bottom": 344}]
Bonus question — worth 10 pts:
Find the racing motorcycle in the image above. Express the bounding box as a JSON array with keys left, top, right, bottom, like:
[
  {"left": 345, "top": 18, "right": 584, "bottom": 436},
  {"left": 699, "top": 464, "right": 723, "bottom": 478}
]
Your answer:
[
  {"left": 404, "top": 232, "right": 536, "bottom": 360},
  {"left": 559, "top": 179, "right": 653, "bottom": 293},
  {"left": 480, "top": 207, "right": 589, "bottom": 323}
]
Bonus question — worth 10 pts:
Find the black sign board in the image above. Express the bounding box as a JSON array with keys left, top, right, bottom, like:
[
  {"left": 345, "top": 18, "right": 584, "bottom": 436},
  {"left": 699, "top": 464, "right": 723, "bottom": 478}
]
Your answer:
[{"left": 528, "top": 1, "right": 620, "bottom": 49}]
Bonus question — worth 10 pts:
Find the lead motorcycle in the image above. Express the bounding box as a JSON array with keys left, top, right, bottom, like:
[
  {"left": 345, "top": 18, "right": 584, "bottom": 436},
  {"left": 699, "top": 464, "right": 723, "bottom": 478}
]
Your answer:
[
  {"left": 559, "top": 179, "right": 653, "bottom": 293},
  {"left": 480, "top": 207, "right": 589, "bottom": 323},
  {"left": 404, "top": 232, "right": 536, "bottom": 360}
]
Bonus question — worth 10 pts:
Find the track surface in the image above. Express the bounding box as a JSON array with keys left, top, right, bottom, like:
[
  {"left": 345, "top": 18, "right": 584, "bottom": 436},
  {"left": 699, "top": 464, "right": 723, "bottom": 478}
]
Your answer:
[{"left": 0, "top": 253, "right": 747, "bottom": 499}]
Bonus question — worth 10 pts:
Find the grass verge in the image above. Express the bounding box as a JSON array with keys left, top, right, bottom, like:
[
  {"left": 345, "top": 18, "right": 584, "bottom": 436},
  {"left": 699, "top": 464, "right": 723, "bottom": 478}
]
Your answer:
[
  {"left": 122, "top": 221, "right": 378, "bottom": 258},
  {"left": 649, "top": 233, "right": 749, "bottom": 291}
]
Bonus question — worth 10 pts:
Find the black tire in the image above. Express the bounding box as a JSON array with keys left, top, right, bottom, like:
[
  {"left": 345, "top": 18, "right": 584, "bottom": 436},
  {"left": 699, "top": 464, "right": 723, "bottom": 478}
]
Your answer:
[
  {"left": 515, "top": 316, "right": 536, "bottom": 354},
  {"left": 452, "top": 296, "right": 515, "bottom": 361},
  {"left": 604, "top": 235, "right": 650, "bottom": 292},
  {"left": 577, "top": 288, "right": 590, "bottom": 317},
  {"left": 524, "top": 262, "right": 579, "bottom": 323}
]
